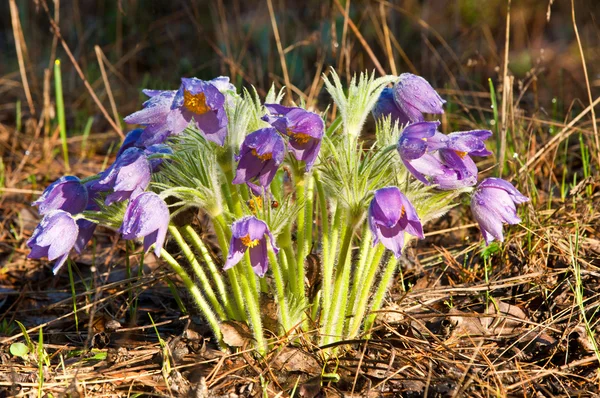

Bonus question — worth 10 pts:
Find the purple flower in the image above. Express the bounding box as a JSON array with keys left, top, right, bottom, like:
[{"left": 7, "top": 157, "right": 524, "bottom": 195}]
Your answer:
[
  {"left": 232, "top": 128, "right": 286, "bottom": 189},
  {"left": 116, "top": 128, "right": 145, "bottom": 158},
  {"left": 32, "top": 176, "right": 88, "bottom": 216},
  {"left": 368, "top": 187, "right": 424, "bottom": 258},
  {"left": 372, "top": 87, "right": 411, "bottom": 125},
  {"left": 125, "top": 90, "right": 177, "bottom": 146},
  {"left": 119, "top": 192, "right": 170, "bottom": 256},
  {"left": 263, "top": 104, "right": 324, "bottom": 171},
  {"left": 444, "top": 130, "right": 493, "bottom": 157},
  {"left": 27, "top": 210, "right": 79, "bottom": 274},
  {"left": 393, "top": 73, "right": 445, "bottom": 122},
  {"left": 94, "top": 148, "right": 152, "bottom": 205},
  {"left": 471, "top": 178, "right": 529, "bottom": 245},
  {"left": 223, "top": 216, "right": 279, "bottom": 277},
  {"left": 124, "top": 77, "right": 230, "bottom": 146}
]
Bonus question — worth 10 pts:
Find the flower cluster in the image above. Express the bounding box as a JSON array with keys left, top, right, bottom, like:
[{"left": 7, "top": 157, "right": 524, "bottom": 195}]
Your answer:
[
  {"left": 28, "top": 123, "right": 174, "bottom": 273},
  {"left": 26, "top": 70, "right": 530, "bottom": 352},
  {"left": 374, "top": 73, "right": 528, "bottom": 243}
]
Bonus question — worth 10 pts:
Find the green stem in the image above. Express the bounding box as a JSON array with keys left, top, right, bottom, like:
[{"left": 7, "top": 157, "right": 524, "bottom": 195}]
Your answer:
[
  {"left": 161, "top": 249, "right": 225, "bottom": 349},
  {"left": 322, "top": 212, "right": 356, "bottom": 346},
  {"left": 362, "top": 256, "right": 399, "bottom": 337},
  {"left": 279, "top": 229, "right": 297, "bottom": 295},
  {"left": 181, "top": 225, "right": 230, "bottom": 312},
  {"left": 347, "top": 244, "right": 385, "bottom": 339},
  {"left": 294, "top": 170, "right": 307, "bottom": 300},
  {"left": 213, "top": 215, "right": 245, "bottom": 320},
  {"left": 268, "top": 249, "right": 290, "bottom": 332},
  {"left": 221, "top": 163, "right": 244, "bottom": 218},
  {"left": 320, "top": 204, "right": 342, "bottom": 336},
  {"left": 347, "top": 226, "right": 373, "bottom": 320},
  {"left": 239, "top": 257, "right": 267, "bottom": 354},
  {"left": 168, "top": 225, "right": 227, "bottom": 320}
]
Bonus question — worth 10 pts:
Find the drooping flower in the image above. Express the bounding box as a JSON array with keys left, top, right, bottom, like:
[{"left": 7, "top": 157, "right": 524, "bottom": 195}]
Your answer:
[
  {"left": 27, "top": 210, "right": 79, "bottom": 274},
  {"left": 124, "top": 90, "right": 177, "bottom": 146},
  {"left": 444, "top": 130, "right": 493, "bottom": 158},
  {"left": 223, "top": 216, "right": 279, "bottom": 277},
  {"left": 393, "top": 73, "right": 445, "bottom": 122},
  {"left": 471, "top": 178, "right": 529, "bottom": 245},
  {"left": 93, "top": 148, "right": 152, "bottom": 205},
  {"left": 116, "top": 128, "right": 145, "bottom": 158},
  {"left": 397, "top": 121, "right": 444, "bottom": 184},
  {"left": 368, "top": 187, "right": 424, "bottom": 258},
  {"left": 124, "top": 77, "right": 231, "bottom": 146},
  {"left": 119, "top": 192, "right": 170, "bottom": 256},
  {"left": 32, "top": 176, "right": 89, "bottom": 216},
  {"left": 372, "top": 87, "right": 411, "bottom": 125},
  {"left": 232, "top": 128, "right": 286, "bottom": 189},
  {"left": 262, "top": 104, "right": 324, "bottom": 171}
]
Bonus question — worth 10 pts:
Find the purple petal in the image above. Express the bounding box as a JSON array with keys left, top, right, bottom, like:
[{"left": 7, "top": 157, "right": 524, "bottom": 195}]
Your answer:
[
  {"left": 393, "top": 73, "right": 446, "bottom": 122},
  {"left": 223, "top": 238, "right": 246, "bottom": 270},
  {"left": 249, "top": 239, "right": 269, "bottom": 277},
  {"left": 372, "top": 87, "right": 411, "bottom": 125}
]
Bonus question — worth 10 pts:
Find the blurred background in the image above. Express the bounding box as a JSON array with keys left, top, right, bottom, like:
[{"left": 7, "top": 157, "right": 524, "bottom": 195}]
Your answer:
[{"left": 1, "top": 0, "right": 599, "bottom": 133}]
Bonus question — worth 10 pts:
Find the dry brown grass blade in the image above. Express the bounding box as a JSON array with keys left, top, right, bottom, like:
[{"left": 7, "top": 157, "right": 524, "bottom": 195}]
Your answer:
[
  {"left": 95, "top": 45, "right": 123, "bottom": 138},
  {"left": 267, "top": 0, "right": 293, "bottom": 101},
  {"left": 518, "top": 95, "right": 600, "bottom": 175},
  {"left": 499, "top": 0, "right": 512, "bottom": 178},
  {"left": 571, "top": 0, "right": 600, "bottom": 168},
  {"left": 333, "top": 0, "right": 386, "bottom": 76},
  {"left": 9, "top": 0, "right": 36, "bottom": 116},
  {"left": 39, "top": 0, "right": 124, "bottom": 139}
]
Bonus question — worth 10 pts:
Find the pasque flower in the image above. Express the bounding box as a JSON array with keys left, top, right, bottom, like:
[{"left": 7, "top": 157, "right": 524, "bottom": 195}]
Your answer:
[
  {"left": 471, "top": 178, "right": 529, "bottom": 245},
  {"left": 223, "top": 216, "right": 279, "bottom": 277},
  {"left": 93, "top": 148, "right": 152, "bottom": 205},
  {"left": 398, "top": 123, "right": 492, "bottom": 189},
  {"left": 32, "top": 176, "right": 88, "bottom": 215},
  {"left": 372, "top": 87, "right": 411, "bottom": 125},
  {"left": 232, "top": 128, "right": 286, "bottom": 189},
  {"left": 368, "top": 187, "right": 424, "bottom": 258},
  {"left": 263, "top": 104, "right": 324, "bottom": 171},
  {"left": 393, "top": 73, "right": 445, "bottom": 122},
  {"left": 27, "top": 210, "right": 79, "bottom": 274},
  {"left": 119, "top": 192, "right": 170, "bottom": 256},
  {"left": 124, "top": 77, "right": 230, "bottom": 146}
]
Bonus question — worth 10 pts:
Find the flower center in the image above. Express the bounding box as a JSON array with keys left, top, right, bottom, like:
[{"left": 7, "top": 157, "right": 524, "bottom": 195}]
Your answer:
[
  {"left": 183, "top": 90, "right": 210, "bottom": 114},
  {"left": 287, "top": 128, "right": 311, "bottom": 144},
  {"left": 400, "top": 205, "right": 406, "bottom": 218},
  {"left": 241, "top": 234, "right": 260, "bottom": 248},
  {"left": 251, "top": 149, "right": 273, "bottom": 161},
  {"left": 454, "top": 151, "right": 468, "bottom": 159},
  {"left": 247, "top": 196, "right": 263, "bottom": 214}
]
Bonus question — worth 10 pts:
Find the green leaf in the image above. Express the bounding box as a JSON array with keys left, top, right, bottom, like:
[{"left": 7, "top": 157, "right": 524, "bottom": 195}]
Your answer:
[{"left": 10, "top": 342, "right": 29, "bottom": 358}]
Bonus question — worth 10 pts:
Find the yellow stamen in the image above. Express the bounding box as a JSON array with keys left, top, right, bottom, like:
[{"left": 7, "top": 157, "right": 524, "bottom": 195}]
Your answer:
[
  {"left": 241, "top": 234, "right": 260, "bottom": 248},
  {"left": 183, "top": 90, "right": 210, "bottom": 114},
  {"left": 400, "top": 205, "right": 406, "bottom": 218},
  {"left": 251, "top": 149, "right": 273, "bottom": 161},
  {"left": 247, "top": 196, "right": 263, "bottom": 214},
  {"left": 454, "top": 151, "right": 468, "bottom": 159},
  {"left": 286, "top": 128, "right": 311, "bottom": 144}
]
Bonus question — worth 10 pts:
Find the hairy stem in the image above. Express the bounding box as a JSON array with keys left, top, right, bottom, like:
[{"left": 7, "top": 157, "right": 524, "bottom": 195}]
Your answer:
[
  {"left": 161, "top": 249, "right": 225, "bottom": 350},
  {"left": 347, "top": 244, "right": 385, "bottom": 339},
  {"left": 362, "top": 256, "right": 399, "bottom": 337}
]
